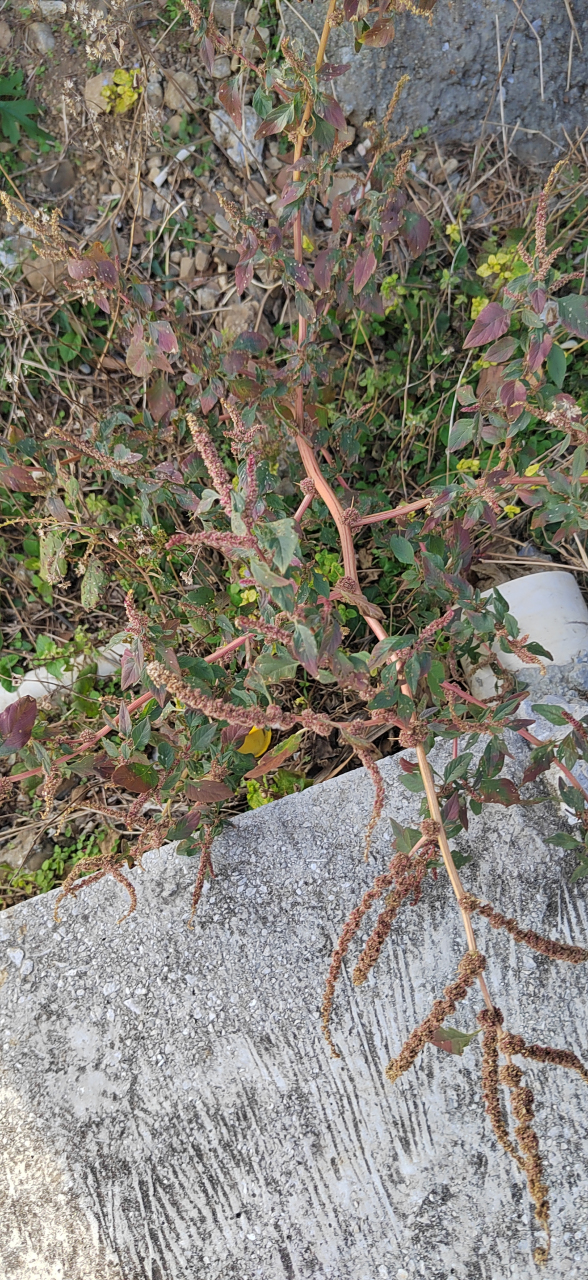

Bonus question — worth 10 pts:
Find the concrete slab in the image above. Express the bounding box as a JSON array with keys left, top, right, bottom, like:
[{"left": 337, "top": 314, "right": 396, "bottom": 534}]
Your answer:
[{"left": 1, "top": 745, "right": 587, "bottom": 1279}]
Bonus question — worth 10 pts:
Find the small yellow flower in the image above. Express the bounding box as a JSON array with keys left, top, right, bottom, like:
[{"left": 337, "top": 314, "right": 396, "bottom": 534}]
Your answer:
[
  {"left": 471, "top": 296, "right": 487, "bottom": 319},
  {"left": 456, "top": 458, "right": 480, "bottom": 474},
  {"left": 446, "top": 222, "right": 461, "bottom": 243},
  {"left": 502, "top": 505, "right": 521, "bottom": 518},
  {"left": 239, "top": 588, "right": 258, "bottom": 605}
]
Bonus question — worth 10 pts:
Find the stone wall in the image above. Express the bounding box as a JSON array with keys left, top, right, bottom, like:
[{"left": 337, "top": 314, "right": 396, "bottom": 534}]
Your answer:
[
  {"left": 1, "top": 731, "right": 588, "bottom": 1278},
  {"left": 284, "top": 0, "right": 588, "bottom": 165}
]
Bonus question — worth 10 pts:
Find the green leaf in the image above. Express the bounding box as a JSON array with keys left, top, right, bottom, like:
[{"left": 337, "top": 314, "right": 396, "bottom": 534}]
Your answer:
[
  {"left": 254, "top": 649, "right": 299, "bottom": 683},
  {"left": 292, "top": 624, "right": 318, "bottom": 677},
  {"left": 444, "top": 752, "right": 473, "bottom": 785},
  {"left": 132, "top": 716, "right": 151, "bottom": 750},
  {"left": 258, "top": 517, "right": 299, "bottom": 574},
  {"left": 531, "top": 703, "right": 569, "bottom": 727},
  {"left": 448, "top": 417, "right": 474, "bottom": 452},
  {"left": 190, "top": 722, "right": 219, "bottom": 752},
  {"left": 546, "top": 343, "right": 566, "bottom": 388},
  {"left": 81, "top": 557, "right": 107, "bottom": 610},
  {"left": 558, "top": 293, "right": 588, "bottom": 339},
  {"left": 546, "top": 832, "right": 583, "bottom": 850},
  {"left": 431, "top": 1025, "right": 480, "bottom": 1056},
  {"left": 400, "top": 771, "right": 425, "bottom": 793},
  {"left": 427, "top": 659, "right": 445, "bottom": 699},
  {"left": 252, "top": 85, "right": 273, "bottom": 119},
  {"left": 390, "top": 818, "right": 422, "bottom": 853},
  {"left": 389, "top": 535, "right": 415, "bottom": 565}
]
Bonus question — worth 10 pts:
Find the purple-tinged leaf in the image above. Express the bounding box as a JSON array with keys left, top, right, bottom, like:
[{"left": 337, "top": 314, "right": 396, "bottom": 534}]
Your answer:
[
  {"left": 118, "top": 699, "right": 132, "bottom": 737},
  {"left": 318, "top": 95, "right": 347, "bottom": 131},
  {"left": 126, "top": 341, "right": 153, "bottom": 377},
  {"left": 530, "top": 288, "right": 546, "bottom": 314},
  {"left": 291, "top": 261, "right": 311, "bottom": 289},
  {"left": 527, "top": 332, "right": 552, "bottom": 372},
  {"left": 200, "top": 35, "right": 215, "bottom": 75},
  {"left": 361, "top": 16, "right": 395, "bottom": 47},
  {"left": 477, "top": 777, "right": 520, "bottom": 806},
  {"left": 354, "top": 248, "right": 377, "bottom": 295},
  {"left": 344, "top": 0, "right": 360, "bottom": 17},
  {"left": 319, "top": 62, "right": 351, "bottom": 80},
  {"left": 67, "top": 259, "right": 92, "bottom": 281},
  {"left": 463, "top": 302, "right": 510, "bottom": 349},
  {"left": 112, "top": 761, "right": 158, "bottom": 794},
  {"left": 200, "top": 388, "right": 218, "bottom": 415},
  {"left": 291, "top": 623, "right": 319, "bottom": 678},
  {"left": 401, "top": 209, "right": 431, "bottom": 257},
  {"left": 380, "top": 190, "right": 406, "bottom": 233},
  {"left": 0, "top": 696, "right": 37, "bottom": 754},
  {"left": 500, "top": 379, "right": 527, "bottom": 419},
  {"left": 233, "top": 330, "right": 268, "bottom": 354},
  {"left": 148, "top": 376, "right": 176, "bottom": 423},
  {"left": 148, "top": 320, "right": 178, "bottom": 354},
  {"left": 222, "top": 351, "right": 248, "bottom": 376},
  {"left": 235, "top": 259, "right": 254, "bottom": 295},
  {"left": 185, "top": 778, "right": 233, "bottom": 804},
  {"left": 485, "top": 335, "right": 517, "bottom": 363},
  {"left": 121, "top": 645, "right": 144, "bottom": 690},
  {"left": 0, "top": 464, "right": 45, "bottom": 493},
  {"left": 314, "top": 248, "right": 337, "bottom": 291},
  {"left": 218, "top": 78, "right": 243, "bottom": 130}
]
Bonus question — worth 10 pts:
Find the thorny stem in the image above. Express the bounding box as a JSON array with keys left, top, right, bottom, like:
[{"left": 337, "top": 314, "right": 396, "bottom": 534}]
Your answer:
[
  {"left": 291, "top": 0, "right": 492, "bottom": 1016},
  {"left": 8, "top": 632, "right": 254, "bottom": 785}
]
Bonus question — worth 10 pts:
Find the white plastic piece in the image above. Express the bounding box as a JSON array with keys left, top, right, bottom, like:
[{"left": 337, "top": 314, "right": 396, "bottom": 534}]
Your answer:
[{"left": 489, "top": 570, "right": 588, "bottom": 670}]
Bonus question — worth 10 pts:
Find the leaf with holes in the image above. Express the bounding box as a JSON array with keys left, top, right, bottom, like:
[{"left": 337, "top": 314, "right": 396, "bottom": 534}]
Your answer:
[
  {"left": 314, "top": 247, "right": 338, "bottom": 291},
  {"left": 0, "top": 696, "right": 37, "bottom": 755},
  {"left": 218, "top": 77, "right": 242, "bottom": 130},
  {"left": 361, "top": 15, "right": 395, "bottom": 46},
  {"left": 477, "top": 777, "right": 520, "bottom": 806},
  {"left": 463, "top": 302, "right": 510, "bottom": 349},
  {"left": 39, "top": 530, "right": 66, "bottom": 584},
  {"left": 558, "top": 294, "right": 588, "bottom": 339},
  {"left": 0, "top": 464, "right": 46, "bottom": 493},
  {"left": 81, "top": 557, "right": 107, "bottom": 610}
]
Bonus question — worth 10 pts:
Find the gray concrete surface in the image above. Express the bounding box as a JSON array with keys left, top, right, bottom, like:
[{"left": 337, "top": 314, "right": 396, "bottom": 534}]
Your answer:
[
  {"left": 284, "top": 0, "right": 587, "bottom": 165},
  {"left": 1, "top": 733, "right": 588, "bottom": 1280}
]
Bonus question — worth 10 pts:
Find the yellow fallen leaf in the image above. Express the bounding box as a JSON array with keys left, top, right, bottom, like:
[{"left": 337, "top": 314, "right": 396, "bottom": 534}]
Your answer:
[
  {"left": 302, "top": 234, "right": 314, "bottom": 252},
  {"left": 238, "top": 727, "right": 272, "bottom": 757}
]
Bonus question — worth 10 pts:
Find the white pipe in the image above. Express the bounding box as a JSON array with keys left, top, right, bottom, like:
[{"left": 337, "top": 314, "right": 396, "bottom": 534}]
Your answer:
[{"left": 0, "top": 644, "right": 126, "bottom": 715}]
